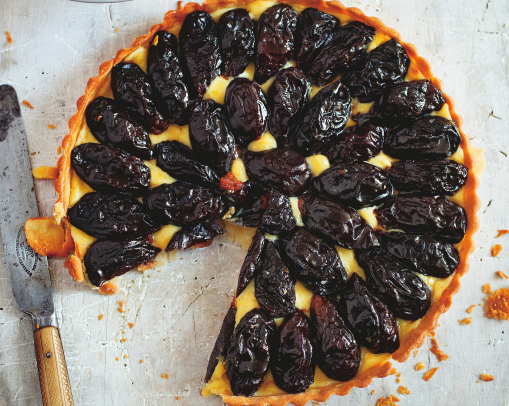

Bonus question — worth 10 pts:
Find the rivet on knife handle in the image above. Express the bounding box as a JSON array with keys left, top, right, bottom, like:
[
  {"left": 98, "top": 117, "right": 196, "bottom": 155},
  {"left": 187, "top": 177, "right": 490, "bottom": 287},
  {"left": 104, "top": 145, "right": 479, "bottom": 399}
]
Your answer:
[{"left": 34, "top": 327, "right": 74, "bottom": 406}]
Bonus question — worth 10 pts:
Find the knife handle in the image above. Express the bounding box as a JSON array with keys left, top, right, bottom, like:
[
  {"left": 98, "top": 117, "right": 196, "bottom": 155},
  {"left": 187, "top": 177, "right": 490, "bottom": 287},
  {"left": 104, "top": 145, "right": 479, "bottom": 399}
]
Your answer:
[{"left": 34, "top": 327, "right": 74, "bottom": 406}]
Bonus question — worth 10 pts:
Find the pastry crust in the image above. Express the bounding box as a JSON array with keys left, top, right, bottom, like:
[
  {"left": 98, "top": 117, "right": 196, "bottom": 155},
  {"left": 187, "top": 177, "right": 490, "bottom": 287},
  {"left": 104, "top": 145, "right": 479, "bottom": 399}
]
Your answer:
[{"left": 49, "top": 0, "right": 480, "bottom": 404}]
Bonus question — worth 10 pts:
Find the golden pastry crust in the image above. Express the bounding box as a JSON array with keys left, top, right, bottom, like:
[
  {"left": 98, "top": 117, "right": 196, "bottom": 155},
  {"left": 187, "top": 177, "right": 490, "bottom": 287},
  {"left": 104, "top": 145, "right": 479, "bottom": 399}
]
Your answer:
[{"left": 48, "top": 0, "right": 480, "bottom": 404}]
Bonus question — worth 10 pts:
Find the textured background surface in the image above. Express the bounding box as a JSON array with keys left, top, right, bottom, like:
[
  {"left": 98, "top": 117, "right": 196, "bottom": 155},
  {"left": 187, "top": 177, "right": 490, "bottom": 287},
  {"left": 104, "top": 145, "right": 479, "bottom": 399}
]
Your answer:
[{"left": 0, "top": 0, "right": 508, "bottom": 405}]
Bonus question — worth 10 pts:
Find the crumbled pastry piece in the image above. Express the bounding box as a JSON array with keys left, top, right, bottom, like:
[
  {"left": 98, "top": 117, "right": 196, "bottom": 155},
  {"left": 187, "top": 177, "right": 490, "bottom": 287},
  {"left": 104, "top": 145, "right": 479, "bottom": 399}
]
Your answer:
[
  {"left": 495, "top": 230, "right": 509, "bottom": 238},
  {"left": 415, "top": 362, "right": 425, "bottom": 371},
  {"left": 423, "top": 367, "right": 439, "bottom": 382},
  {"left": 496, "top": 271, "right": 508, "bottom": 279},
  {"left": 467, "top": 305, "right": 475, "bottom": 313},
  {"left": 397, "top": 386, "right": 410, "bottom": 395},
  {"left": 22, "top": 99, "right": 34, "bottom": 109},
  {"left": 5, "top": 30, "right": 12, "bottom": 44},
  {"left": 376, "top": 395, "right": 400, "bottom": 406},
  {"left": 98, "top": 314, "right": 104, "bottom": 320},
  {"left": 486, "top": 288, "right": 509, "bottom": 321},
  {"left": 483, "top": 283, "right": 491, "bottom": 294},
  {"left": 48, "top": 124, "right": 57, "bottom": 129},
  {"left": 491, "top": 244, "right": 502, "bottom": 257},
  {"left": 481, "top": 373, "right": 494, "bottom": 381},
  {"left": 429, "top": 332, "right": 449, "bottom": 361},
  {"left": 459, "top": 317, "right": 472, "bottom": 325}
]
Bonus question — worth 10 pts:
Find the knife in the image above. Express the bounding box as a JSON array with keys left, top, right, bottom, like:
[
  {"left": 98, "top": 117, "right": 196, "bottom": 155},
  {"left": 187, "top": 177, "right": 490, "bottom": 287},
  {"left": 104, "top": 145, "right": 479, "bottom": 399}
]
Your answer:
[{"left": 0, "top": 85, "right": 74, "bottom": 406}]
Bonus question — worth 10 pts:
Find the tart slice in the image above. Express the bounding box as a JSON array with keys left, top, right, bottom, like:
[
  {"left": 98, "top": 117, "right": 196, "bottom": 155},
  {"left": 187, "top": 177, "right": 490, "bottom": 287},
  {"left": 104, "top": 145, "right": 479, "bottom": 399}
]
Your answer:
[{"left": 26, "top": 0, "right": 479, "bottom": 405}]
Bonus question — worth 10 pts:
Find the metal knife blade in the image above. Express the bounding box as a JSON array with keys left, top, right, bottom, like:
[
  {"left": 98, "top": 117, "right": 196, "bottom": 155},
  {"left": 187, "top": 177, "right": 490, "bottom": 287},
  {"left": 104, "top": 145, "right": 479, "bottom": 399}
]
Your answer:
[{"left": 0, "top": 84, "right": 56, "bottom": 329}]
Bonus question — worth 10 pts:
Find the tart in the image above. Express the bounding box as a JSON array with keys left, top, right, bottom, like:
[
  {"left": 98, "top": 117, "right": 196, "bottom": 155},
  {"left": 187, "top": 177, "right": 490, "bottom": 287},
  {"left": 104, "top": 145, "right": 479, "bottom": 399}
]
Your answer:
[{"left": 26, "top": 0, "right": 479, "bottom": 405}]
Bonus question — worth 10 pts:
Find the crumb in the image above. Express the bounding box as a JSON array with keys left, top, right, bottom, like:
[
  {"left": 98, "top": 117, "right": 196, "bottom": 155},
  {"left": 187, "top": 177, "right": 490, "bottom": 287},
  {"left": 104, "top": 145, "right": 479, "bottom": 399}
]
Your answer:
[
  {"left": 397, "top": 386, "right": 410, "bottom": 395},
  {"left": 98, "top": 314, "right": 104, "bottom": 320},
  {"left": 459, "top": 317, "right": 472, "bottom": 325},
  {"left": 495, "top": 230, "right": 509, "bottom": 238},
  {"left": 115, "top": 27, "right": 119, "bottom": 32},
  {"left": 481, "top": 373, "right": 494, "bottom": 381},
  {"left": 496, "top": 271, "right": 508, "bottom": 279},
  {"left": 486, "top": 288, "right": 509, "bottom": 321},
  {"left": 57, "top": 146, "right": 62, "bottom": 154},
  {"left": 139, "top": 360, "right": 143, "bottom": 364},
  {"left": 123, "top": 355, "right": 128, "bottom": 359},
  {"left": 428, "top": 332, "right": 449, "bottom": 361},
  {"left": 491, "top": 244, "right": 502, "bottom": 257},
  {"left": 5, "top": 31, "right": 12, "bottom": 44},
  {"left": 389, "top": 368, "right": 397, "bottom": 375},
  {"left": 122, "top": 331, "right": 125, "bottom": 334},
  {"left": 165, "top": 373, "right": 169, "bottom": 379},
  {"left": 423, "top": 367, "right": 439, "bottom": 382},
  {"left": 415, "top": 362, "right": 425, "bottom": 371},
  {"left": 128, "top": 322, "right": 134, "bottom": 329},
  {"left": 396, "top": 373, "right": 401, "bottom": 377},
  {"left": 376, "top": 395, "right": 400, "bottom": 406},
  {"left": 479, "top": 302, "right": 483, "bottom": 306},
  {"left": 115, "top": 357, "right": 119, "bottom": 361},
  {"left": 121, "top": 338, "right": 127, "bottom": 343},
  {"left": 22, "top": 100, "right": 34, "bottom": 109},
  {"left": 483, "top": 283, "right": 491, "bottom": 295},
  {"left": 31, "top": 152, "right": 37, "bottom": 156},
  {"left": 413, "top": 350, "right": 418, "bottom": 357},
  {"left": 47, "top": 124, "right": 56, "bottom": 129},
  {"left": 118, "top": 300, "right": 124, "bottom": 313},
  {"left": 371, "top": 389, "right": 376, "bottom": 395},
  {"left": 175, "top": 397, "right": 179, "bottom": 400},
  {"left": 467, "top": 305, "right": 475, "bottom": 314},
  {"left": 476, "top": 380, "right": 479, "bottom": 383},
  {"left": 396, "top": 377, "right": 401, "bottom": 383},
  {"left": 161, "top": 373, "right": 165, "bottom": 378}
]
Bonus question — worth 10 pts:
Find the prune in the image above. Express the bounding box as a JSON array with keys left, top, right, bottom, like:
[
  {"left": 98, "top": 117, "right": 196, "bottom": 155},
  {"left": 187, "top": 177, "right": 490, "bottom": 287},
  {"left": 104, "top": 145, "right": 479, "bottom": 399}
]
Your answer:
[
  {"left": 299, "top": 194, "right": 380, "bottom": 249},
  {"left": 219, "top": 172, "right": 248, "bottom": 207},
  {"left": 243, "top": 148, "right": 312, "bottom": 196},
  {"left": 111, "top": 62, "right": 169, "bottom": 134},
  {"left": 154, "top": 141, "right": 220, "bottom": 188},
  {"left": 338, "top": 273, "right": 399, "bottom": 353},
  {"left": 84, "top": 239, "right": 161, "bottom": 287},
  {"left": 188, "top": 99, "right": 236, "bottom": 176},
  {"left": 370, "top": 79, "right": 446, "bottom": 127},
  {"left": 71, "top": 143, "right": 150, "bottom": 197},
  {"left": 375, "top": 195, "right": 467, "bottom": 243},
  {"left": 380, "top": 232, "right": 460, "bottom": 278},
  {"left": 226, "top": 309, "right": 275, "bottom": 396},
  {"left": 356, "top": 248, "right": 431, "bottom": 320},
  {"left": 236, "top": 229, "right": 266, "bottom": 296},
  {"left": 147, "top": 31, "right": 189, "bottom": 125},
  {"left": 179, "top": 11, "right": 222, "bottom": 99},
  {"left": 224, "top": 78, "right": 268, "bottom": 146},
  {"left": 218, "top": 9, "right": 256, "bottom": 77},
  {"left": 290, "top": 80, "right": 352, "bottom": 156},
  {"left": 341, "top": 39, "right": 410, "bottom": 102},
  {"left": 144, "top": 182, "right": 227, "bottom": 226},
  {"left": 279, "top": 228, "right": 347, "bottom": 296},
  {"left": 259, "top": 189, "right": 296, "bottom": 235},
  {"left": 254, "top": 4, "right": 298, "bottom": 83},
  {"left": 309, "top": 295, "right": 360, "bottom": 381},
  {"left": 271, "top": 309, "right": 314, "bottom": 393},
  {"left": 68, "top": 192, "right": 158, "bottom": 241},
  {"left": 308, "top": 22, "right": 375, "bottom": 86},
  {"left": 85, "top": 97, "right": 152, "bottom": 159},
  {"left": 234, "top": 180, "right": 268, "bottom": 227},
  {"left": 324, "top": 121, "right": 387, "bottom": 164},
  {"left": 312, "top": 162, "right": 393, "bottom": 209},
  {"left": 205, "top": 306, "right": 237, "bottom": 382},
  {"left": 255, "top": 241, "right": 296, "bottom": 318},
  {"left": 295, "top": 8, "right": 339, "bottom": 72},
  {"left": 384, "top": 116, "right": 461, "bottom": 160},
  {"left": 165, "top": 221, "right": 223, "bottom": 251},
  {"left": 267, "top": 68, "right": 310, "bottom": 146},
  {"left": 387, "top": 160, "right": 467, "bottom": 196}
]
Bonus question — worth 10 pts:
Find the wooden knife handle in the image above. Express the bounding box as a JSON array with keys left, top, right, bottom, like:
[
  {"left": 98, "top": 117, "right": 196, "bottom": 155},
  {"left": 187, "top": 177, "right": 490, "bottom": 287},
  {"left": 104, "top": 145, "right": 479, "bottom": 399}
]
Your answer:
[{"left": 34, "top": 326, "right": 74, "bottom": 406}]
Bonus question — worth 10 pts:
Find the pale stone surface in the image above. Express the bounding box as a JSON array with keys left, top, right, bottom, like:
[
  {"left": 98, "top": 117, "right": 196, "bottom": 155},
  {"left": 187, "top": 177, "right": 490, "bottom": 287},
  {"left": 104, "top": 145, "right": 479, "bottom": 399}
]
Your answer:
[{"left": 0, "top": 0, "right": 508, "bottom": 405}]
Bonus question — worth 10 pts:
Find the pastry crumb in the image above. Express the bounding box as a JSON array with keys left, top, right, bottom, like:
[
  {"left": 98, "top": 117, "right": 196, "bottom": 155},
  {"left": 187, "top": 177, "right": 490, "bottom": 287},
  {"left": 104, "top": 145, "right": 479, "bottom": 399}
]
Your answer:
[
  {"left": 491, "top": 244, "right": 502, "bottom": 257},
  {"left": 115, "top": 27, "right": 119, "bottom": 32},
  {"left": 483, "top": 283, "right": 491, "bottom": 295},
  {"left": 389, "top": 368, "right": 397, "bottom": 375},
  {"left": 139, "top": 360, "right": 143, "bottom": 364},
  {"left": 123, "top": 355, "right": 128, "bottom": 359},
  {"left": 5, "top": 31, "right": 12, "bottom": 44},
  {"left": 47, "top": 124, "right": 56, "bottom": 129},
  {"left": 128, "top": 322, "right": 134, "bottom": 329},
  {"left": 371, "top": 389, "right": 375, "bottom": 395},
  {"left": 423, "top": 367, "right": 439, "bottom": 382},
  {"left": 57, "top": 146, "right": 62, "bottom": 154},
  {"left": 121, "top": 338, "right": 127, "bottom": 343},
  {"left": 459, "top": 317, "right": 472, "bottom": 325},
  {"left": 98, "top": 314, "right": 103, "bottom": 320},
  {"left": 428, "top": 332, "right": 449, "bottom": 361},
  {"left": 486, "top": 288, "right": 509, "bottom": 321},
  {"left": 397, "top": 386, "right": 410, "bottom": 395},
  {"left": 22, "top": 100, "right": 34, "bottom": 109},
  {"left": 376, "top": 395, "right": 400, "bottom": 406},
  {"left": 115, "top": 357, "right": 119, "bottom": 361},
  {"left": 467, "top": 305, "right": 475, "bottom": 314},
  {"left": 413, "top": 350, "right": 418, "bottom": 357},
  {"left": 495, "top": 230, "right": 509, "bottom": 238},
  {"left": 415, "top": 362, "right": 425, "bottom": 371},
  {"left": 496, "top": 271, "right": 508, "bottom": 279},
  {"left": 481, "top": 373, "right": 494, "bottom": 381},
  {"left": 161, "top": 373, "right": 165, "bottom": 378},
  {"left": 118, "top": 301, "right": 125, "bottom": 313},
  {"left": 396, "top": 377, "right": 401, "bottom": 383}
]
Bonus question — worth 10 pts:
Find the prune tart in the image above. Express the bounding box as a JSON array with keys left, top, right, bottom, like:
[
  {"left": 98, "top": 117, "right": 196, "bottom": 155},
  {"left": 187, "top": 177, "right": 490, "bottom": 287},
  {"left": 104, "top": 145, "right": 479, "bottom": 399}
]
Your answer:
[{"left": 26, "top": 0, "right": 479, "bottom": 405}]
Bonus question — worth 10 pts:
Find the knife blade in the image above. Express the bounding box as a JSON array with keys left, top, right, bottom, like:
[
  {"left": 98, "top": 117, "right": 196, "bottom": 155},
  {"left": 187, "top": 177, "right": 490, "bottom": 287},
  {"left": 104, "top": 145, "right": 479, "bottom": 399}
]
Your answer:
[{"left": 0, "top": 84, "right": 74, "bottom": 406}]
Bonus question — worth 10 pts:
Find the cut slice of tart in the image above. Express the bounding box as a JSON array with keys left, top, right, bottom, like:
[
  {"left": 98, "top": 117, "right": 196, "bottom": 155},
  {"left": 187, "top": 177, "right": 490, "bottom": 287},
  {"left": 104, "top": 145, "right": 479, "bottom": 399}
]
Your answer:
[{"left": 25, "top": 0, "right": 480, "bottom": 405}]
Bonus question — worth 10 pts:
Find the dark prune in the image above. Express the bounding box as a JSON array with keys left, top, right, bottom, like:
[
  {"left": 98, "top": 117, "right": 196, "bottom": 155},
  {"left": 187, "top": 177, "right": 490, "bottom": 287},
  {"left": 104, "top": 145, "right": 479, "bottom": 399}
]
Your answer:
[
  {"left": 267, "top": 68, "right": 310, "bottom": 146},
  {"left": 279, "top": 228, "right": 347, "bottom": 296},
  {"left": 380, "top": 232, "right": 460, "bottom": 278},
  {"left": 308, "top": 22, "right": 375, "bottom": 86},
  {"left": 309, "top": 295, "right": 360, "bottom": 381},
  {"left": 312, "top": 162, "right": 393, "bottom": 209},
  {"left": 218, "top": 9, "right": 256, "bottom": 77},
  {"left": 179, "top": 11, "right": 222, "bottom": 99},
  {"left": 255, "top": 241, "right": 296, "bottom": 318},
  {"left": 299, "top": 194, "right": 380, "bottom": 249},
  {"left": 290, "top": 80, "right": 352, "bottom": 156},
  {"left": 254, "top": 4, "right": 297, "bottom": 84},
  {"left": 71, "top": 143, "right": 150, "bottom": 197},
  {"left": 259, "top": 189, "right": 296, "bottom": 235},
  {"left": 324, "top": 121, "right": 387, "bottom": 164},
  {"left": 147, "top": 31, "right": 189, "bottom": 125},
  {"left": 356, "top": 248, "right": 431, "bottom": 320},
  {"left": 375, "top": 195, "right": 467, "bottom": 243},
  {"left": 219, "top": 172, "right": 248, "bottom": 207},
  {"left": 243, "top": 148, "right": 312, "bottom": 196},
  {"left": 384, "top": 116, "right": 462, "bottom": 160},
  {"left": 189, "top": 99, "right": 235, "bottom": 176},
  {"left": 341, "top": 39, "right": 410, "bottom": 102},
  {"left": 165, "top": 221, "right": 223, "bottom": 251},
  {"left": 271, "top": 309, "right": 314, "bottom": 393},
  {"left": 387, "top": 160, "right": 468, "bottom": 196},
  {"left": 295, "top": 8, "right": 339, "bottom": 72},
  {"left": 111, "top": 62, "right": 169, "bottom": 134},
  {"left": 68, "top": 192, "right": 158, "bottom": 241},
  {"left": 370, "top": 79, "right": 446, "bottom": 127},
  {"left": 84, "top": 239, "right": 161, "bottom": 287},
  {"left": 85, "top": 97, "right": 152, "bottom": 159},
  {"left": 234, "top": 180, "right": 268, "bottom": 227},
  {"left": 226, "top": 309, "right": 275, "bottom": 396},
  {"left": 224, "top": 78, "right": 268, "bottom": 146},
  {"left": 154, "top": 141, "right": 220, "bottom": 188},
  {"left": 144, "top": 182, "right": 227, "bottom": 226},
  {"left": 236, "top": 229, "right": 266, "bottom": 296},
  {"left": 338, "top": 273, "right": 399, "bottom": 354}
]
